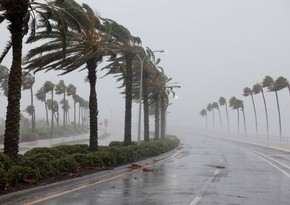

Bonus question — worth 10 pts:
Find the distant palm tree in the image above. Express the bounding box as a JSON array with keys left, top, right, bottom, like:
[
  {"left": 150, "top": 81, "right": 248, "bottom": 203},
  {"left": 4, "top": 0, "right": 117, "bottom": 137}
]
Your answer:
[
  {"left": 262, "top": 76, "right": 283, "bottom": 138},
  {"left": 253, "top": 83, "right": 269, "bottom": 138},
  {"left": 35, "top": 87, "right": 49, "bottom": 128},
  {"left": 212, "top": 102, "right": 222, "bottom": 132},
  {"left": 236, "top": 99, "right": 246, "bottom": 137},
  {"left": 60, "top": 99, "right": 70, "bottom": 126},
  {"left": 200, "top": 109, "right": 207, "bottom": 130},
  {"left": 66, "top": 84, "right": 77, "bottom": 130},
  {"left": 22, "top": 72, "right": 35, "bottom": 131},
  {"left": 55, "top": 80, "right": 67, "bottom": 128},
  {"left": 229, "top": 97, "right": 240, "bottom": 135},
  {"left": 43, "top": 81, "right": 55, "bottom": 135},
  {"left": 207, "top": 103, "right": 214, "bottom": 130},
  {"left": 243, "top": 87, "right": 258, "bottom": 136},
  {"left": 219, "top": 97, "right": 229, "bottom": 133}
]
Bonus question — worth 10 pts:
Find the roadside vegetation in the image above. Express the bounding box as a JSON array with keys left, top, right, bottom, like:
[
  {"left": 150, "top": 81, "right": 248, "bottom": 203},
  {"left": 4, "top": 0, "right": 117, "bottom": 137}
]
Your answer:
[
  {"left": 0, "top": 0, "right": 180, "bottom": 161},
  {"left": 200, "top": 75, "right": 290, "bottom": 140},
  {"left": 0, "top": 136, "right": 180, "bottom": 194}
]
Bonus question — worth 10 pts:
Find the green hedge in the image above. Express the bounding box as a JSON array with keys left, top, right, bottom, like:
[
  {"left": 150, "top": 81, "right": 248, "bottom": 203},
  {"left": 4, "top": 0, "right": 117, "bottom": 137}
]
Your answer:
[{"left": 0, "top": 137, "right": 180, "bottom": 191}]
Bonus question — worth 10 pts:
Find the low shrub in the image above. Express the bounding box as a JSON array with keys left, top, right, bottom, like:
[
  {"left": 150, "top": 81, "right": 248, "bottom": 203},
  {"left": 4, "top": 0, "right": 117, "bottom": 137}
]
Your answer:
[
  {"left": 53, "top": 144, "right": 89, "bottom": 155},
  {"left": 71, "top": 153, "right": 103, "bottom": 168},
  {"left": 24, "top": 147, "right": 65, "bottom": 158},
  {"left": 55, "top": 157, "right": 79, "bottom": 173},
  {"left": 20, "top": 153, "right": 58, "bottom": 178}
]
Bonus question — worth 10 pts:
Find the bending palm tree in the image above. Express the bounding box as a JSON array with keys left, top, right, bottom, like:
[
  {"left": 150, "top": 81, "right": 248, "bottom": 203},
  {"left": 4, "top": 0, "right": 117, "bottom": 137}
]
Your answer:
[
  {"left": 43, "top": 81, "right": 55, "bottom": 136},
  {"left": 213, "top": 102, "right": 222, "bottom": 132},
  {"left": 262, "top": 76, "right": 283, "bottom": 138},
  {"left": 25, "top": 1, "right": 114, "bottom": 151},
  {"left": 36, "top": 87, "right": 49, "bottom": 128},
  {"left": 243, "top": 87, "right": 258, "bottom": 136},
  {"left": 207, "top": 103, "right": 214, "bottom": 130},
  {"left": 55, "top": 80, "right": 67, "bottom": 128},
  {"left": 219, "top": 97, "right": 229, "bottom": 133},
  {"left": 229, "top": 97, "right": 240, "bottom": 136},
  {"left": 253, "top": 83, "right": 269, "bottom": 138},
  {"left": 22, "top": 72, "right": 35, "bottom": 131},
  {"left": 0, "top": 0, "right": 58, "bottom": 160},
  {"left": 200, "top": 109, "right": 207, "bottom": 130}
]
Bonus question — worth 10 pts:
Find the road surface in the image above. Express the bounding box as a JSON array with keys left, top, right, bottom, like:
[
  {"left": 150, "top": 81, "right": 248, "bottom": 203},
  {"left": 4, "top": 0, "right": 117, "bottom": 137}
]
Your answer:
[{"left": 6, "top": 131, "right": 290, "bottom": 205}]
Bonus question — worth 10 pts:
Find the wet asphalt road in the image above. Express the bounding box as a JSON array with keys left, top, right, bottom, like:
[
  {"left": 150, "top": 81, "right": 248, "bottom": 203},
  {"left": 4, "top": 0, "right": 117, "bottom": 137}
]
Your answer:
[{"left": 20, "top": 132, "right": 290, "bottom": 205}]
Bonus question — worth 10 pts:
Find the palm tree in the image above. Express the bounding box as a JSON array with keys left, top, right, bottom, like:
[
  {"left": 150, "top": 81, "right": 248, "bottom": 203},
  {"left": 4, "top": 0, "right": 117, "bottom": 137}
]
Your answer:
[
  {"left": 236, "top": 99, "right": 246, "bottom": 137},
  {"left": 60, "top": 99, "right": 70, "bottom": 126},
  {"left": 253, "top": 83, "right": 269, "bottom": 138},
  {"left": 243, "top": 87, "right": 258, "bottom": 136},
  {"left": 101, "top": 19, "right": 141, "bottom": 145},
  {"left": 219, "top": 97, "right": 229, "bottom": 133},
  {"left": 207, "top": 103, "right": 214, "bottom": 130},
  {"left": 43, "top": 81, "right": 55, "bottom": 135},
  {"left": 66, "top": 84, "right": 77, "bottom": 130},
  {"left": 229, "top": 97, "right": 240, "bottom": 135},
  {"left": 35, "top": 87, "right": 49, "bottom": 128},
  {"left": 22, "top": 72, "right": 35, "bottom": 131},
  {"left": 24, "top": 1, "right": 114, "bottom": 151},
  {"left": 212, "top": 102, "right": 222, "bottom": 132},
  {"left": 55, "top": 80, "right": 66, "bottom": 128},
  {"left": 47, "top": 99, "right": 59, "bottom": 126},
  {"left": 0, "top": 0, "right": 57, "bottom": 159},
  {"left": 0, "top": 0, "right": 31, "bottom": 160},
  {"left": 263, "top": 76, "right": 287, "bottom": 139},
  {"left": 200, "top": 109, "right": 207, "bottom": 130}
]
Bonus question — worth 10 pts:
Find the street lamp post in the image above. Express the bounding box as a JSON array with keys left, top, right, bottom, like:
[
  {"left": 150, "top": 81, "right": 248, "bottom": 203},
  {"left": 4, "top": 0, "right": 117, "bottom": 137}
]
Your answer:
[{"left": 136, "top": 50, "right": 164, "bottom": 143}]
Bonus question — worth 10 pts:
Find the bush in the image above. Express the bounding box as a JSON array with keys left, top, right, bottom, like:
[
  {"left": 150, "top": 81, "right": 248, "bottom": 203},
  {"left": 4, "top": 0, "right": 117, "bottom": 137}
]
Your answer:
[
  {"left": 53, "top": 144, "right": 89, "bottom": 155},
  {"left": 55, "top": 157, "right": 79, "bottom": 173},
  {"left": 8, "top": 165, "right": 41, "bottom": 185},
  {"left": 71, "top": 153, "right": 103, "bottom": 168},
  {"left": 0, "top": 152, "right": 14, "bottom": 170},
  {"left": 20, "top": 153, "right": 58, "bottom": 178},
  {"left": 24, "top": 147, "right": 65, "bottom": 158}
]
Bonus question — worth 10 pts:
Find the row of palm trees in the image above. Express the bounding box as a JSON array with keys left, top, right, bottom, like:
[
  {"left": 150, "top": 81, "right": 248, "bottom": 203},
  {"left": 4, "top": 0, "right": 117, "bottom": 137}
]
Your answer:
[
  {"left": 200, "top": 75, "right": 290, "bottom": 140},
  {"left": 0, "top": 0, "right": 179, "bottom": 160},
  {"left": 0, "top": 65, "right": 89, "bottom": 134}
]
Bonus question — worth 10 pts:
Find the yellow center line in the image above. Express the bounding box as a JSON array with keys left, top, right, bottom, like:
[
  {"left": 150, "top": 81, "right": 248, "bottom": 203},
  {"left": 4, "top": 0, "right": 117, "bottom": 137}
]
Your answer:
[{"left": 23, "top": 145, "right": 185, "bottom": 205}]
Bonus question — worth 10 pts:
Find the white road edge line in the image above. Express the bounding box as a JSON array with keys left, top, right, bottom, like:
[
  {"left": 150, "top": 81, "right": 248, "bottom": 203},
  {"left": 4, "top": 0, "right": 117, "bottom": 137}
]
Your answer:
[
  {"left": 189, "top": 196, "right": 202, "bottom": 205},
  {"left": 248, "top": 150, "right": 290, "bottom": 178}
]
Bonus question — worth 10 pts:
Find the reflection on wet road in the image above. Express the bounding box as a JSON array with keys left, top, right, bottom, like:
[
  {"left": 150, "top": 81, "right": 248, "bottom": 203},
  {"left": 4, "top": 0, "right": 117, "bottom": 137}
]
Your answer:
[{"left": 25, "top": 133, "right": 290, "bottom": 205}]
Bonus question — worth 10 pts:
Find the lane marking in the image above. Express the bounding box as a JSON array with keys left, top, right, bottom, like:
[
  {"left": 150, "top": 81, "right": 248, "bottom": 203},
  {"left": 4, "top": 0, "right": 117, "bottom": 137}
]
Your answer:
[
  {"left": 247, "top": 150, "right": 290, "bottom": 179},
  {"left": 189, "top": 196, "right": 202, "bottom": 205},
  {"left": 23, "top": 145, "right": 186, "bottom": 205},
  {"left": 214, "top": 169, "right": 220, "bottom": 176}
]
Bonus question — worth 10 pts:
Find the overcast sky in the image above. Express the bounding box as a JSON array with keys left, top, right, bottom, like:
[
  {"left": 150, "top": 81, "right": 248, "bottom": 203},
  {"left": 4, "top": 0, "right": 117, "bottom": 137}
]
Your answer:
[{"left": 1, "top": 0, "right": 290, "bottom": 139}]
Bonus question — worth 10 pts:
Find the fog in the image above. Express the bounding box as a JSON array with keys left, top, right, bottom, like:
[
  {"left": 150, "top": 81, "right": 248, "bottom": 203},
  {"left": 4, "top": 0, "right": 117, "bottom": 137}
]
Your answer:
[{"left": 1, "top": 0, "right": 290, "bottom": 139}]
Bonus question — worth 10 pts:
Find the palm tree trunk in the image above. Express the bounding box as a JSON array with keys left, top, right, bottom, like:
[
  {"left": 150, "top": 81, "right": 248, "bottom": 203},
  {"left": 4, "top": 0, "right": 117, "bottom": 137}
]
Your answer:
[
  {"left": 30, "top": 87, "right": 35, "bottom": 131},
  {"left": 160, "top": 93, "right": 166, "bottom": 139},
  {"left": 154, "top": 94, "right": 160, "bottom": 140},
  {"left": 212, "top": 109, "right": 215, "bottom": 130},
  {"left": 45, "top": 101, "right": 49, "bottom": 128},
  {"left": 237, "top": 109, "right": 240, "bottom": 136},
  {"left": 218, "top": 108, "right": 222, "bottom": 132},
  {"left": 250, "top": 94, "right": 258, "bottom": 136},
  {"left": 87, "top": 59, "right": 98, "bottom": 151},
  {"left": 261, "top": 89, "right": 269, "bottom": 138},
  {"left": 143, "top": 73, "right": 150, "bottom": 142},
  {"left": 63, "top": 91, "right": 66, "bottom": 128},
  {"left": 225, "top": 102, "right": 230, "bottom": 133},
  {"left": 50, "top": 90, "right": 54, "bottom": 136},
  {"left": 242, "top": 108, "right": 247, "bottom": 137},
  {"left": 3, "top": 10, "right": 27, "bottom": 160},
  {"left": 74, "top": 101, "right": 76, "bottom": 130},
  {"left": 275, "top": 91, "right": 282, "bottom": 139},
  {"left": 124, "top": 55, "right": 133, "bottom": 145}
]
